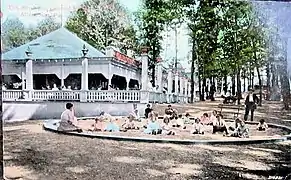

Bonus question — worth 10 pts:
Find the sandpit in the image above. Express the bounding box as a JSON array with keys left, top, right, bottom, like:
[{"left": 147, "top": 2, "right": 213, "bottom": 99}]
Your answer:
[{"left": 43, "top": 117, "right": 291, "bottom": 144}]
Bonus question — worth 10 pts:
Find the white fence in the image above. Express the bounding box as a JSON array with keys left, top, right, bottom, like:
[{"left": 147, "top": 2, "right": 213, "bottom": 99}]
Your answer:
[{"left": 3, "top": 90, "right": 189, "bottom": 103}]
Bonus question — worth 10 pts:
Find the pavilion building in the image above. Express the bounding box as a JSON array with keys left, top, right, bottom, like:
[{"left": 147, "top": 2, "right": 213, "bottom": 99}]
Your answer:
[{"left": 2, "top": 27, "right": 191, "bottom": 103}]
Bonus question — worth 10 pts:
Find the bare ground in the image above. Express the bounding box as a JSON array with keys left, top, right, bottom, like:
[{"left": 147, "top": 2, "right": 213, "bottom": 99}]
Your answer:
[{"left": 4, "top": 100, "right": 291, "bottom": 180}]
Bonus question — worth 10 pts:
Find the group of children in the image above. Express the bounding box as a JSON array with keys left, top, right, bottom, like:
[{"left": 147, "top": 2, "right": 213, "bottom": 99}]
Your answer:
[{"left": 58, "top": 103, "right": 269, "bottom": 138}]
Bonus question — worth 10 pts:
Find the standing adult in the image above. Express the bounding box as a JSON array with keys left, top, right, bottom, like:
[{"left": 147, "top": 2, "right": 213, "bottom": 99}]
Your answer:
[{"left": 244, "top": 89, "right": 259, "bottom": 121}]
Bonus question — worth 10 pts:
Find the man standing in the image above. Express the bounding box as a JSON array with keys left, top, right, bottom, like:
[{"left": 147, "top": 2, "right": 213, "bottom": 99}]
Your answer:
[{"left": 244, "top": 89, "right": 259, "bottom": 121}]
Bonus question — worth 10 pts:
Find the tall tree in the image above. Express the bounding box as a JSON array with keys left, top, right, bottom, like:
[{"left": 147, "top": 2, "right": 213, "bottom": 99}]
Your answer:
[
  {"left": 136, "top": 0, "right": 182, "bottom": 86},
  {"left": 27, "top": 17, "right": 61, "bottom": 41},
  {"left": 66, "top": 0, "right": 137, "bottom": 55},
  {"left": 1, "top": 17, "right": 27, "bottom": 51}
]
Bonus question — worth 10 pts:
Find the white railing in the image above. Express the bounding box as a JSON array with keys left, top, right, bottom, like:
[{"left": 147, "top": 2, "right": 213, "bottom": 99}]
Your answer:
[
  {"left": 149, "top": 92, "right": 167, "bottom": 103},
  {"left": 2, "top": 90, "right": 189, "bottom": 103},
  {"left": 87, "top": 90, "right": 140, "bottom": 102},
  {"left": 2, "top": 90, "right": 24, "bottom": 101},
  {"left": 31, "top": 90, "right": 80, "bottom": 101}
]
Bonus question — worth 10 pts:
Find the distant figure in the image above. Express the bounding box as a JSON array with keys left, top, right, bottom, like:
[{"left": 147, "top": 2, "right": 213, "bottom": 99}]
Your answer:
[
  {"left": 223, "top": 90, "right": 237, "bottom": 104},
  {"left": 148, "top": 81, "right": 153, "bottom": 91},
  {"left": 52, "top": 84, "right": 58, "bottom": 91},
  {"left": 244, "top": 89, "right": 259, "bottom": 121},
  {"left": 257, "top": 119, "right": 268, "bottom": 131},
  {"left": 134, "top": 85, "right": 139, "bottom": 90}
]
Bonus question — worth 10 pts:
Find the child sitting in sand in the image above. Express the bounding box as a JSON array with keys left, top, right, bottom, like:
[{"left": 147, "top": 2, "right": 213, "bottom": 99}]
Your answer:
[
  {"left": 89, "top": 118, "right": 104, "bottom": 132},
  {"left": 200, "top": 113, "right": 211, "bottom": 125},
  {"left": 164, "top": 105, "right": 178, "bottom": 119},
  {"left": 144, "top": 111, "right": 162, "bottom": 135},
  {"left": 257, "top": 119, "right": 268, "bottom": 131},
  {"left": 122, "top": 113, "right": 140, "bottom": 130},
  {"left": 212, "top": 114, "right": 229, "bottom": 135},
  {"left": 172, "top": 114, "right": 186, "bottom": 129},
  {"left": 210, "top": 110, "right": 218, "bottom": 123},
  {"left": 99, "top": 111, "right": 113, "bottom": 121},
  {"left": 191, "top": 118, "right": 204, "bottom": 134},
  {"left": 104, "top": 118, "right": 120, "bottom": 132},
  {"left": 162, "top": 116, "right": 175, "bottom": 135},
  {"left": 183, "top": 113, "right": 192, "bottom": 124},
  {"left": 230, "top": 118, "right": 249, "bottom": 138},
  {"left": 104, "top": 117, "right": 128, "bottom": 132}
]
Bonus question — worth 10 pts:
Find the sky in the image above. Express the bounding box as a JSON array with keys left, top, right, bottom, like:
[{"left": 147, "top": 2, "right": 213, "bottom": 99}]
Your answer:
[{"left": 0, "top": 0, "right": 192, "bottom": 71}]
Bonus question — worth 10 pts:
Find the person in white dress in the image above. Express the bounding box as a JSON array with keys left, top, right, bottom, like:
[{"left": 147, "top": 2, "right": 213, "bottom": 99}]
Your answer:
[{"left": 191, "top": 118, "right": 204, "bottom": 134}]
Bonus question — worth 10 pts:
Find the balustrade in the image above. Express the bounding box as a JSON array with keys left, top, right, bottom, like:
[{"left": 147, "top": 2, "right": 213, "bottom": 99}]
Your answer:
[{"left": 2, "top": 90, "right": 190, "bottom": 103}]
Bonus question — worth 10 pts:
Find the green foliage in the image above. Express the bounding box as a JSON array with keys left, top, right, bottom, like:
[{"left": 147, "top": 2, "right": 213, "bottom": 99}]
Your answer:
[
  {"left": 136, "top": 0, "right": 184, "bottom": 85},
  {"left": 180, "top": 0, "right": 268, "bottom": 79},
  {"left": 27, "top": 17, "right": 61, "bottom": 41},
  {"left": 2, "top": 17, "right": 60, "bottom": 52},
  {"left": 1, "top": 17, "right": 28, "bottom": 51},
  {"left": 66, "top": 0, "right": 138, "bottom": 54}
]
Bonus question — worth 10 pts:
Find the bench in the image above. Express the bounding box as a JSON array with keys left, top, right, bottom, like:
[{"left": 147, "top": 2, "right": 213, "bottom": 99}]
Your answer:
[{"left": 218, "top": 104, "right": 244, "bottom": 119}]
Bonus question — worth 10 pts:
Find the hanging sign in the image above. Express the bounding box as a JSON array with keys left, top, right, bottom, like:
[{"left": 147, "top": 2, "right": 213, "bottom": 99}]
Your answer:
[{"left": 114, "top": 50, "right": 137, "bottom": 66}]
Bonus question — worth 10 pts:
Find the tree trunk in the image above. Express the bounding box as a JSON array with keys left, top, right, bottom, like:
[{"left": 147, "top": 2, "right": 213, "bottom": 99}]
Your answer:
[
  {"left": 201, "top": 78, "right": 206, "bottom": 101},
  {"left": 248, "top": 70, "right": 252, "bottom": 90},
  {"left": 251, "top": 71, "right": 254, "bottom": 89},
  {"left": 198, "top": 74, "right": 202, "bottom": 101},
  {"left": 224, "top": 75, "right": 227, "bottom": 94},
  {"left": 0, "top": 54, "right": 3, "bottom": 178},
  {"left": 280, "top": 71, "right": 290, "bottom": 110},
  {"left": 151, "top": 44, "right": 157, "bottom": 87},
  {"left": 231, "top": 75, "right": 236, "bottom": 96},
  {"left": 151, "top": 65, "right": 155, "bottom": 87},
  {"left": 243, "top": 77, "right": 246, "bottom": 92},
  {"left": 271, "top": 64, "right": 275, "bottom": 87},
  {"left": 190, "top": 39, "right": 196, "bottom": 103},
  {"left": 266, "top": 62, "right": 270, "bottom": 100},
  {"left": 237, "top": 70, "right": 242, "bottom": 104},
  {"left": 256, "top": 66, "right": 263, "bottom": 106},
  {"left": 280, "top": 45, "right": 290, "bottom": 110},
  {"left": 275, "top": 66, "right": 279, "bottom": 87}
]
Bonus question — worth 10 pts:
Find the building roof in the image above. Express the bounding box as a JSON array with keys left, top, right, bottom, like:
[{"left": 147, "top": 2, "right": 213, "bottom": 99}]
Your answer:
[{"left": 2, "top": 27, "right": 105, "bottom": 60}]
